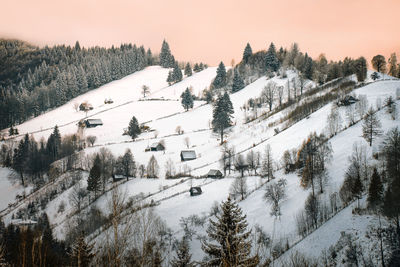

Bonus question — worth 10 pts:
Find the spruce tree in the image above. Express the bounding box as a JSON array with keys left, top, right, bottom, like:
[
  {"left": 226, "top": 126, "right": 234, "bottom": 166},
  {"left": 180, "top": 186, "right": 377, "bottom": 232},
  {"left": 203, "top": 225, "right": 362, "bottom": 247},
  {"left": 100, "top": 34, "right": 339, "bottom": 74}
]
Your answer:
[
  {"left": 202, "top": 197, "right": 258, "bottom": 266},
  {"left": 362, "top": 108, "right": 382, "bottom": 146},
  {"left": 242, "top": 43, "right": 252, "bottom": 64},
  {"left": 159, "top": 40, "right": 174, "bottom": 68},
  {"left": 265, "top": 42, "right": 280, "bottom": 72},
  {"left": 128, "top": 116, "right": 141, "bottom": 140},
  {"left": 167, "top": 70, "right": 174, "bottom": 85},
  {"left": 368, "top": 168, "right": 383, "bottom": 211},
  {"left": 212, "top": 62, "right": 227, "bottom": 89},
  {"left": 70, "top": 234, "right": 94, "bottom": 267},
  {"left": 232, "top": 70, "right": 245, "bottom": 93},
  {"left": 172, "top": 62, "right": 183, "bottom": 83},
  {"left": 352, "top": 174, "right": 363, "bottom": 208},
  {"left": 87, "top": 155, "right": 101, "bottom": 198},
  {"left": 212, "top": 92, "right": 234, "bottom": 145},
  {"left": 184, "top": 63, "right": 192, "bottom": 77},
  {"left": 170, "top": 237, "right": 195, "bottom": 267},
  {"left": 354, "top": 57, "right": 368, "bottom": 82},
  {"left": 193, "top": 63, "right": 200, "bottom": 72},
  {"left": 181, "top": 88, "right": 194, "bottom": 111}
]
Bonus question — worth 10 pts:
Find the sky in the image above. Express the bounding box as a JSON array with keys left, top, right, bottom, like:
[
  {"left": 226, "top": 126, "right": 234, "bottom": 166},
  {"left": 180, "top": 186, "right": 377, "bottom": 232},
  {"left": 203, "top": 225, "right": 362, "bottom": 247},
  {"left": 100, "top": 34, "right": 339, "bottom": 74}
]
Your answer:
[{"left": 1, "top": 0, "right": 399, "bottom": 66}]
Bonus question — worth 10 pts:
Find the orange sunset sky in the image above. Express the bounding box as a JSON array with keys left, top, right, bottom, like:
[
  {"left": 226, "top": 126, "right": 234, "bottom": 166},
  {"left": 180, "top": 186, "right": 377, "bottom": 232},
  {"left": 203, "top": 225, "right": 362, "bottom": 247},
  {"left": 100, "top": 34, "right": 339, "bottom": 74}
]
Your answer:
[{"left": 1, "top": 0, "right": 399, "bottom": 66}]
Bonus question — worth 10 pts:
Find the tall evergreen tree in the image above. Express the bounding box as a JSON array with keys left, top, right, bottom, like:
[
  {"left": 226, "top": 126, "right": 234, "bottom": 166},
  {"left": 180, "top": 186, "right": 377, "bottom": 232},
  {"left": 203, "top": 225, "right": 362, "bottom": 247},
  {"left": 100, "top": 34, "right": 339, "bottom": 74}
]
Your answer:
[
  {"left": 212, "top": 92, "right": 234, "bottom": 145},
  {"left": 172, "top": 62, "right": 183, "bottom": 83},
  {"left": 87, "top": 155, "right": 101, "bottom": 198},
  {"left": 232, "top": 70, "right": 245, "bottom": 93},
  {"left": 170, "top": 237, "right": 195, "bottom": 267},
  {"left": 368, "top": 168, "right": 383, "bottom": 211},
  {"left": 265, "top": 42, "right": 280, "bottom": 72},
  {"left": 362, "top": 108, "right": 382, "bottom": 146},
  {"left": 159, "top": 40, "right": 175, "bottom": 68},
  {"left": 181, "top": 88, "right": 194, "bottom": 111},
  {"left": 202, "top": 197, "right": 258, "bottom": 266},
  {"left": 184, "top": 63, "right": 192, "bottom": 77},
  {"left": 128, "top": 116, "right": 141, "bottom": 140},
  {"left": 212, "top": 62, "right": 227, "bottom": 89},
  {"left": 242, "top": 43, "right": 252, "bottom": 64}
]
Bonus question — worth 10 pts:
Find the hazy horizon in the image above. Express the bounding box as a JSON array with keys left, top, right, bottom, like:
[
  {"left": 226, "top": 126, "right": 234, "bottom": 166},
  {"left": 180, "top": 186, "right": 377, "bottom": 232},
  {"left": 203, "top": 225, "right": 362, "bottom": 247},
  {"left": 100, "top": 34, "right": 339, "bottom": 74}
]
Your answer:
[{"left": 1, "top": 0, "right": 399, "bottom": 66}]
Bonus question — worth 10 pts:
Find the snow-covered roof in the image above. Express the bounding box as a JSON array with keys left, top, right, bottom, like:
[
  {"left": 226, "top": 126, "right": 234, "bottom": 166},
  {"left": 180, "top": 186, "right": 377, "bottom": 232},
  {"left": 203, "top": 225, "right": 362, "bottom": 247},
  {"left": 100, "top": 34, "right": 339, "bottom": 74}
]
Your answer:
[
  {"left": 11, "top": 219, "right": 37, "bottom": 226},
  {"left": 150, "top": 142, "right": 164, "bottom": 148},
  {"left": 180, "top": 150, "right": 196, "bottom": 160},
  {"left": 86, "top": 119, "right": 103, "bottom": 125}
]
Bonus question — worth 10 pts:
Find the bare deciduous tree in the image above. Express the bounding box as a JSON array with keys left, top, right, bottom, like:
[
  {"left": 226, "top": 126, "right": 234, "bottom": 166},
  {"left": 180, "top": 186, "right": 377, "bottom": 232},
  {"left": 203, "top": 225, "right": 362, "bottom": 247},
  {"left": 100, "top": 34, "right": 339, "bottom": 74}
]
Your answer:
[
  {"left": 264, "top": 179, "right": 287, "bottom": 218},
  {"left": 184, "top": 137, "right": 190, "bottom": 149},
  {"left": 246, "top": 150, "right": 260, "bottom": 175},
  {"left": 230, "top": 176, "right": 247, "bottom": 200},
  {"left": 164, "top": 158, "right": 175, "bottom": 178},
  {"left": 69, "top": 182, "right": 87, "bottom": 212},
  {"left": 261, "top": 144, "right": 274, "bottom": 181},
  {"left": 261, "top": 81, "right": 277, "bottom": 111},
  {"left": 86, "top": 135, "right": 97, "bottom": 147}
]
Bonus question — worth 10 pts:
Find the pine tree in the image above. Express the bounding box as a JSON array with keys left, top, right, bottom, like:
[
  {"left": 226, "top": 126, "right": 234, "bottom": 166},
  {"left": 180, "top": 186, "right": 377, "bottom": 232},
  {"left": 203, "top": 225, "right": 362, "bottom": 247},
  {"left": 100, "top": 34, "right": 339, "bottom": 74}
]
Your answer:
[
  {"left": 167, "top": 70, "right": 174, "bottom": 85},
  {"left": 172, "top": 62, "right": 183, "bottom": 83},
  {"left": 181, "top": 88, "right": 194, "bottom": 111},
  {"left": 265, "top": 42, "right": 280, "bottom": 72},
  {"left": 184, "top": 63, "right": 192, "bottom": 77},
  {"left": 87, "top": 155, "right": 101, "bottom": 198},
  {"left": 70, "top": 234, "right": 94, "bottom": 267},
  {"left": 362, "top": 108, "right": 382, "bottom": 146},
  {"left": 121, "top": 149, "right": 135, "bottom": 180},
  {"left": 368, "top": 168, "right": 383, "bottom": 211},
  {"left": 170, "top": 237, "right": 195, "bottom": 267},
  {"left": 193, "top": 63, "right": 200, "bottom": 72},
  {"left": 128, "top": 116, "right": 141, "bottom": 140},
  {"left": 232, "top": 70, "right": 245, "bottom": 93},
  {"left": 212, "top": 62, "right": 227, "bottom": 89},
  {"left": 242, "top": 43, "right": 252, "bottom": 64},
  {"left": 202, "top": 197, "right": 258, "bottom": 266},
  {"left": 159, "top": 40, "right": 174, "bottom": 68},
  {"left": 212, "top": 93, "right": 234, "bottom": 144}
]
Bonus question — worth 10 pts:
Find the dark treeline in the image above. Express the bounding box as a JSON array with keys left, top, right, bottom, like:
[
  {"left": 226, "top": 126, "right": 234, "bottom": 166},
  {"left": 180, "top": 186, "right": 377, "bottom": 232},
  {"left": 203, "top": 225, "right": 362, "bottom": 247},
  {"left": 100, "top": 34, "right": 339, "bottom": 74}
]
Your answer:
[{"left": 0, "top": 39, "right": 156, "bottom": 129}]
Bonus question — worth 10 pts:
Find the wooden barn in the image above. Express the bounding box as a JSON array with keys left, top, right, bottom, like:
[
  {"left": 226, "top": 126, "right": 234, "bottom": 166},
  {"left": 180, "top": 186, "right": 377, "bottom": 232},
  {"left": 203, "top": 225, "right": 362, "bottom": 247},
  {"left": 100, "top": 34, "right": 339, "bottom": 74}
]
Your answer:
[
  {"left": 150, "top": 142, "right": 165, "bottom": 151},
  {"left": 85, "top": 119, "right": 103, "bottom": 128},
  {"left": 207, "top": 169, "right": 223, "bottom": 178},
  {"left": 189, "top": 187, "right": 202, "bottom": 196},
  {"left": 180, "top": 150, "right": 196, "bottom": 161}
]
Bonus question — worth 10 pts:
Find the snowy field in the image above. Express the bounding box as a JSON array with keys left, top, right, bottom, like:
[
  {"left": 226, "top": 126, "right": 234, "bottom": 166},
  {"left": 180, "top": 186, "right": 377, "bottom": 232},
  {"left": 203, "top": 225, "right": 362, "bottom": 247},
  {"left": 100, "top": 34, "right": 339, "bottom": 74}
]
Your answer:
[{"left": 1, "top": 64, "right": 400, "bottom": 262}]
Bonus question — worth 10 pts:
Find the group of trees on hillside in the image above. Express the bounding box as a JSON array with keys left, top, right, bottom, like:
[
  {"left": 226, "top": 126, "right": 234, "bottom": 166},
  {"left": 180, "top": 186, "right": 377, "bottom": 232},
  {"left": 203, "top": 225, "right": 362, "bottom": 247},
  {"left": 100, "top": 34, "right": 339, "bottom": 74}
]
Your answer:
[{"left": 0, "top": 40, "right": 156, "bottom": 130}]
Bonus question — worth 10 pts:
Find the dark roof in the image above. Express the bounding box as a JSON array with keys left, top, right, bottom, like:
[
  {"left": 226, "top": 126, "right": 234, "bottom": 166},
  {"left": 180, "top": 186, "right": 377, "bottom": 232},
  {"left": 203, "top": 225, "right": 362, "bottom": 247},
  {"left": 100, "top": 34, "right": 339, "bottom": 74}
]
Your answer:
[
  {"left": 150, "top": 142, "right": 164, "bottom": 148},
  {"left": 181, "top": 150, "right": 196, "bottom": 160},
  {"left": 208, "top": 169, "right": 222, "bottom": 176},
  {"left": 190, "top": 187, "right": 202, "bottom": 194}
]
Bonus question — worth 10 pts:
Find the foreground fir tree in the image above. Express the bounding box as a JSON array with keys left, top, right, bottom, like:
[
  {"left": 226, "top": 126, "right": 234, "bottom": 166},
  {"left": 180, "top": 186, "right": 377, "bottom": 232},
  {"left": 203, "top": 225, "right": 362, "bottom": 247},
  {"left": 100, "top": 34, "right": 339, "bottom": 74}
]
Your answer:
[
  {"left": 212, "top": 92, "right": 234, "bottom": 145},
  {"left": 170, "top": 237, "right": 195, "bottom": 267},
  {"left": 362, "top": 107, "right": 382, "bottom": 146},
  {"left": 70, "top": 234, "right": 95, "bottom": 267},
  {"left": 128, "top": 116, "right": 141, "bottom": 140},
  {"left": 87, "top": 155, "right": 101, "bottom": 198},
  {"left": 202, "top": 197, "right": 259, "bottom": 266},
  {"left": 181, "top": 88, "right": 194, "bottom": 111}
]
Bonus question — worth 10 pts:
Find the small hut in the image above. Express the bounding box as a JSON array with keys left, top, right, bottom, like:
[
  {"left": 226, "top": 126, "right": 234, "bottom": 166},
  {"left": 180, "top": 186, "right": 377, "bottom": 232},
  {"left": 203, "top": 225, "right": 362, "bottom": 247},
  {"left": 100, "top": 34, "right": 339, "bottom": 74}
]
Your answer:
[
  {"left": 189, "top": 187, "right": 202, "bottom": 196},
  {"left": 207, "top": 169, "right": 223, "bottom": 178},
  {"left": 150, "top": 142, "right": 165, "bottom": 151},
  {"left": 180, "top": 150, "right": 196, "bottom": 161},
  {"left": 85, "top": 119, "right": 103, "bottom": 128}
]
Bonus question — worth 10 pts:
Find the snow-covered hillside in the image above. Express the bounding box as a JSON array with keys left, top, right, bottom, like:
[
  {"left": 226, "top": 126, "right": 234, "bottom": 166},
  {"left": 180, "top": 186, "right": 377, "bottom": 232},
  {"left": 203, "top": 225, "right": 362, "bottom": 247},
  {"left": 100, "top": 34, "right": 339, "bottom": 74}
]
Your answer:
[{"left": 2, "top": 64, "right": 400, "bottom": 264}]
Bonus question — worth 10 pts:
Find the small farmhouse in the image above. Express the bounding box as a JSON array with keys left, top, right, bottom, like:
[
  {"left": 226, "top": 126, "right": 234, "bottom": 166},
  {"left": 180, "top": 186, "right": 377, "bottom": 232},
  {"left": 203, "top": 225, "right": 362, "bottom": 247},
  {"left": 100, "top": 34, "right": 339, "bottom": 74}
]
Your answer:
[
  {"left": 207, "top": 169, "right": 223, "bottom": 178},
  {"left": 180, "top": 150, "right": 196, "bottom": 161},
  {"left": 338, "top": 95, "right": 358, "bottom": 106},
  {"left": 150, "top": 142, "right": 165, "bottom": 151},
  {"left": 189, "top": 187, "right": 202, "bottom": 196},
  {"left": 85, "top": 119, "right": 103, "bottom": 128}
]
